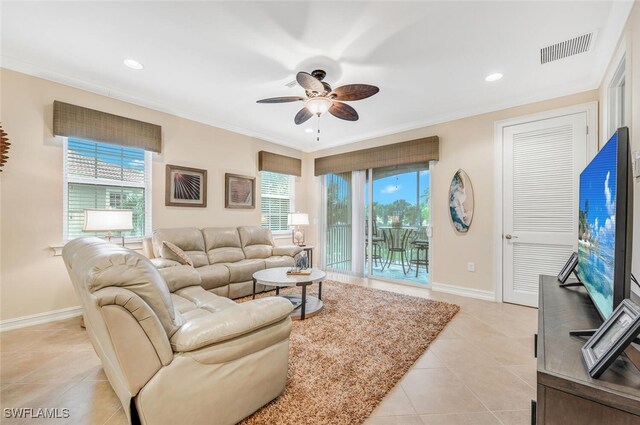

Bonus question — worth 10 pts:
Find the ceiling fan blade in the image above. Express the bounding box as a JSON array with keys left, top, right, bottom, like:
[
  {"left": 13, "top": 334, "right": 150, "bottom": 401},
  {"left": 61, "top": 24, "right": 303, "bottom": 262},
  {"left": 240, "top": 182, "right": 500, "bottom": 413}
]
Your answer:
[
  {"left": 296, "top": 72, "right": 325, "bottom": 94},
  {"left": 256, "top": 96, "right": 304, "bottom": 104},
  {"left": 294, "top": 107, "right": 314, "bottom": 125},
  {"left": 333, "top": 84, "right": 380, "bottom": 101},
  {"left": 329, "top": 102, "right": 359, "bottom": 121}
]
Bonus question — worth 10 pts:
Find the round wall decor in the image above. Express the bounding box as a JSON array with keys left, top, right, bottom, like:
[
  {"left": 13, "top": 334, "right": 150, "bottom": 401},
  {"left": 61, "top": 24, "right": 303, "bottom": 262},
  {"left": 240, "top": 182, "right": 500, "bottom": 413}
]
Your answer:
[{"left": 449, "top": 169, "right": 474, "bottom": 232}]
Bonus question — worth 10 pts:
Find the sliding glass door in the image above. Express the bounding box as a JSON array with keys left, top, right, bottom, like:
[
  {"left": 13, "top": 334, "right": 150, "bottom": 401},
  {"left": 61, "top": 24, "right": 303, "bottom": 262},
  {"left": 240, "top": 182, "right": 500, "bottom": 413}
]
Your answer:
[
  {"left": 368, "top": 166, "right": 430, "bottom": 284},
  {"left": 324, "top": 165, "right": 431, "bottom": 285}
]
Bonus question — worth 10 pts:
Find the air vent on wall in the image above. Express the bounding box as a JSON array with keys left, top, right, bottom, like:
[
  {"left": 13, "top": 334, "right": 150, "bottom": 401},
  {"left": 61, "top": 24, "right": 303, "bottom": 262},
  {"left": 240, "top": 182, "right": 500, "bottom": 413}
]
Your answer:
[{"left": 540, "top": 32, "right": 593, "bottom": 65}]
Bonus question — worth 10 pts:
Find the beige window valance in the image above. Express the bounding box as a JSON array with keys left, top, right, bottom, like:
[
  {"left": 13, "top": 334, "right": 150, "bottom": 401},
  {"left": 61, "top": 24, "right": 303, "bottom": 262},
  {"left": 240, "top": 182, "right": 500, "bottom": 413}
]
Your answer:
[
  {"left": 314, "top": 136, "right": 439, "bottom": 176},
  {"left": 258, "top": 151, "right": 302, "bottom": 176},
  {"left": 53, "top": 101, "right": 162, "bottom": 152}
]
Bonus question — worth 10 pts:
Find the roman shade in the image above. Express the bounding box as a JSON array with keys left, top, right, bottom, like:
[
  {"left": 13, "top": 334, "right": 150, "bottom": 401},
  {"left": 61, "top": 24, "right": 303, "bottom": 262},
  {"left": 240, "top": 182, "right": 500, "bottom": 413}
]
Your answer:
[
  {"left": 53, "top": 101, "right": 162, "bottom": 153},
  {"left": 314, "top": 136, "right": 439, "bottom": 176},
  {"left": 258, "top": 151, "right": 301, "bottom": 176}
]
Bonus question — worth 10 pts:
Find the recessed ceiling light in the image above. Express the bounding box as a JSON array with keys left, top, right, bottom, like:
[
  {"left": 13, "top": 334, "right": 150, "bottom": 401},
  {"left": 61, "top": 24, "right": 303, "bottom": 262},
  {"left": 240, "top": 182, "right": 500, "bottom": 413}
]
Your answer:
[
  {"left": 123, "top": 59, "right": 144, "bottom": 70},
  {"left": 485, "top": 73, "right": 503, "bottom": 82},
  {"left": 305, "top": 128, "right": 314, "bottom": 133}
]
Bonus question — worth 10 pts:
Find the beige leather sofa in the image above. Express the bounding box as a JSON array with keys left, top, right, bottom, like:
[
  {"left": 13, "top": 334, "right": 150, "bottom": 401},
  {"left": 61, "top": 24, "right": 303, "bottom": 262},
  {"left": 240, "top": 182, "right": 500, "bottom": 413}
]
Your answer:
[
  {"left": 143, "top": 226, "right": 302, "bottom": 299},
  {"left": 63, "top": 237, "right": 294, "bottom": 425}
]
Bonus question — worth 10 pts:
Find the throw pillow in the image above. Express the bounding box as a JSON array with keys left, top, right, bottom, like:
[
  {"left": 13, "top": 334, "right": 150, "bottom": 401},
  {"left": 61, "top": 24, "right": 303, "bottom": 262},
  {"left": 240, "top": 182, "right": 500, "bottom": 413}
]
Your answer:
[{"left": 162, "top": 241, "right": 194, "bottom": 267}]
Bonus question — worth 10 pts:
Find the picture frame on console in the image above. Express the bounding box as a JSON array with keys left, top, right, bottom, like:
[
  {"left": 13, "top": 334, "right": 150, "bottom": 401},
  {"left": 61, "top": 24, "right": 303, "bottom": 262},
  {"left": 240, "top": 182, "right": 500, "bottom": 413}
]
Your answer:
[
  {"left": 165, "top": 164, "right": 207, "bottom": 207},
  {"left": 225, "top": 173, "right": 255, "bottom": 209},
  {"left": 581, "top": 299, "right": 640, "bottom": 379}
]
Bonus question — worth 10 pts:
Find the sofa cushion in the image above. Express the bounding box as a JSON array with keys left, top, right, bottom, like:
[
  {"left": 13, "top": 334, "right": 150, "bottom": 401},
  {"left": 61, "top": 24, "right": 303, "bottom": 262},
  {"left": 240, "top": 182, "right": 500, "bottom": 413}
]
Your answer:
[
  {"left": 265, "top": 256, "right": 295, "bottom": 269},
  {"left": 225, "top": 259, "right": 265, "bottom": 283},
  {"left": 202, "top": 227, "right": 245, "bottom": 264},
  {"left": 173, "top": 286, "right": 237, "bottom": 313},
  {"left": 159, "top": 265, "right": 202, "bottom": 293},
  {"left": 171, "top": 293, "right": 197, "bottom": 314},
  {"left": 272, "top": 245, "right": 303, "bottom": 257},
  {"left": 153, "top": 228, "right": 209, "bottom": 268},
  {"left": 239, "top": 226, "right": 274, "bottom": 259},
  {"left": 197, "top": 264, "right": 230, "bottom": 291},
  {"left": 169, "top": 296, "right": 293, "bottom": 352},
  {"left": 163, "top": 241, "right": 194, "bottom": 267},
  {"left": 150, "top": 258, "right": 182, "bottom": 269}
]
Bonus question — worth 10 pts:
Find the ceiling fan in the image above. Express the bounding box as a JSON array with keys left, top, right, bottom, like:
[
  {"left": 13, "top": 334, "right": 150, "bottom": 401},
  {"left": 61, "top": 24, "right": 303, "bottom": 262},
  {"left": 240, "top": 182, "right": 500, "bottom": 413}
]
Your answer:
[{"left": 257, "top": 69, "right": 379, "bottom": 125}]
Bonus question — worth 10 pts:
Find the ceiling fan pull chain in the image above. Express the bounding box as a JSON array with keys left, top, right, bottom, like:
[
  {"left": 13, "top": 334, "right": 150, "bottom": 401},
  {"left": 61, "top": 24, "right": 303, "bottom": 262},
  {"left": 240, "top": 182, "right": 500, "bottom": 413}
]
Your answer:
[{"left": 317, "top": 115, "right": 321, "bottom": 142}]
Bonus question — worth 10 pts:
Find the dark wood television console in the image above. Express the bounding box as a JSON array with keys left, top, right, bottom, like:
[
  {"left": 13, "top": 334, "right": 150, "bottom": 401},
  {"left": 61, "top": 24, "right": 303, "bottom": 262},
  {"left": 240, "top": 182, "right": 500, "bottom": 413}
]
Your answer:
[{"left": 536, "top": 275, "right": 640, "bottom": 424}]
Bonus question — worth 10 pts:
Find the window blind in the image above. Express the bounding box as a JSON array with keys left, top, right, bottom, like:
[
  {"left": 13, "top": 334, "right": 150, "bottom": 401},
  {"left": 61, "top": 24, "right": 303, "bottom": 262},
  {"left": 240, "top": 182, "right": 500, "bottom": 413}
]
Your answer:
[
  {"left": 260, "top": 171, "right": 294, "bottom": 232},
  {"left": 67, "top": 184, "right": 145, "bottom": 238},
  {"left": 67, "top": 139, "right": 145, "bottom": 184},
  {"left": 64, "top": 138, "right": 150, "bottom": 240}
]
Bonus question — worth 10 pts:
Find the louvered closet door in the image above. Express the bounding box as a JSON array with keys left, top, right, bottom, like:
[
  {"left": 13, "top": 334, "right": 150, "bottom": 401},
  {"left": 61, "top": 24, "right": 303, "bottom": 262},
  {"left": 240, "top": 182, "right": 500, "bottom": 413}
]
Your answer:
[{"left": 503, "top": 113, "right": 588, "bottom": 307}]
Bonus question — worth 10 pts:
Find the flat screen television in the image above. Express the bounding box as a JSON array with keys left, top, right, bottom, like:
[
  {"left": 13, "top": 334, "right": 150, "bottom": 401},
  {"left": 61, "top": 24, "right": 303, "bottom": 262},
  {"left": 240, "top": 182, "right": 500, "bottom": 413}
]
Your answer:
[{"left": 577, "top": 127, "right": 633, "bottom": 319}]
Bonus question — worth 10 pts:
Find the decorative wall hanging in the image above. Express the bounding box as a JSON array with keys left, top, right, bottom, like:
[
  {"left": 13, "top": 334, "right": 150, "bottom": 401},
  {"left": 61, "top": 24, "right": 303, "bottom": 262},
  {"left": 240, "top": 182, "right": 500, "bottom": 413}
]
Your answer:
[
  {"left": 165, "top": 164, "right": 207, "bottom": 207},
  {"left": 225, "top": 173, "right": 255, "bottom": 209},
  {"left": 0, "top": 124, "right": 10, "bottom": 172},
  {"left": 449, "top": 169, "right": 474, "bottom": 232}
]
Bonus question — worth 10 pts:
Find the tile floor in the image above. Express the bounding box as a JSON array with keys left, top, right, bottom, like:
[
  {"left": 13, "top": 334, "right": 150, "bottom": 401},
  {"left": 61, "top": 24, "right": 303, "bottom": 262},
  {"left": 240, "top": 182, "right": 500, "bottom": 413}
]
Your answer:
[
  {"left": 0, "top": 274, "right": 537, "bottom": 425},
  {"left": 330, "top": 274, "right": 538, "bottom": 425}
]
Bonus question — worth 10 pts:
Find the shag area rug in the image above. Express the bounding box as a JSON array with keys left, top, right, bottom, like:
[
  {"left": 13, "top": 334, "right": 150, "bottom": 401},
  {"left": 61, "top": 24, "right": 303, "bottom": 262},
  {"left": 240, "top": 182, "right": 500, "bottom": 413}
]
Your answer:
[{"left": 239, "top": 280, "right": 460, "bottom": 425}]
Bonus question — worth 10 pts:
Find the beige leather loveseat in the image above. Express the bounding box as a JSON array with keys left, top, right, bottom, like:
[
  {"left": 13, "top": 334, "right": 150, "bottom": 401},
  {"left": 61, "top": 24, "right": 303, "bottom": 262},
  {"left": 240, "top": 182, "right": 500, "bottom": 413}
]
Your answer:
[
  {"left": 143, "top": 226, "right": 302, "bottom": 299},
  {"left": 63, "top": 237, "right": 294, "bottom": 425}
]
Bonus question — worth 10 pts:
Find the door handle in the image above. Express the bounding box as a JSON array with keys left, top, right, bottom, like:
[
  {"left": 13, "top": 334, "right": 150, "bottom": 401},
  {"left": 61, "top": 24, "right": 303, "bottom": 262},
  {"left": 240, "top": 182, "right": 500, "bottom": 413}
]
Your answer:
[{"left": 505, "top": 234, "right": 519, "bottom": 240}]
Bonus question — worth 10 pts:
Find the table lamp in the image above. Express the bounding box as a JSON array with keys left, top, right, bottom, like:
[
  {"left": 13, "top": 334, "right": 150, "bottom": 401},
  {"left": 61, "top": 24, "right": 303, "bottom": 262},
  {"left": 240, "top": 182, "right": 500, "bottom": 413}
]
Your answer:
[
  {"left": 83, "top": 209, "right": 134, "bottom": 246},
  {"left": 288, "top": 212, "right": 309, "bottom": 246}
]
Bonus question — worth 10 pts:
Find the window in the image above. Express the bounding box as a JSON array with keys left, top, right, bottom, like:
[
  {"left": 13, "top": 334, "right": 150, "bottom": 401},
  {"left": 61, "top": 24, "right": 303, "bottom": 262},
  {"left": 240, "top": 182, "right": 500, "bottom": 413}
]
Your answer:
[
  {"left": 260, "top": 171, "right": 295, "bottom": 233},
  {"left": 63, "top": 138, "right": 152, "bottom": 241}
]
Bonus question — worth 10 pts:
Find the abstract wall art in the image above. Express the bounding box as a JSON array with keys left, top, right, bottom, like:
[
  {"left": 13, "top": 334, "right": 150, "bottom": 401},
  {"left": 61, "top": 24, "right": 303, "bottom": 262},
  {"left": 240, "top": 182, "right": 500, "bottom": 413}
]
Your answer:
[
  {"left": 449, "top": 169, "right": 474, "bottom": 232},
  {"left": 165, "top": 164, "right": 207, "bottom": 207},
  {"left": 225, "top": 173, "right": 255, "bottom": 209}
]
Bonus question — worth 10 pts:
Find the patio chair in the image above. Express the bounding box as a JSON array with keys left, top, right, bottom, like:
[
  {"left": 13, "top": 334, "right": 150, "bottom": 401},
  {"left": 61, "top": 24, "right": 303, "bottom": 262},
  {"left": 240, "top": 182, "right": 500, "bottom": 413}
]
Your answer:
[
  {"left": 365, "top": 219, "right": 385, "bottom": 268},
  {"left": 382, "top": 227, "right": 415, "bottom": 274},
  {"left": 409, "top": 227, "right": 429, "bottom": 277}
]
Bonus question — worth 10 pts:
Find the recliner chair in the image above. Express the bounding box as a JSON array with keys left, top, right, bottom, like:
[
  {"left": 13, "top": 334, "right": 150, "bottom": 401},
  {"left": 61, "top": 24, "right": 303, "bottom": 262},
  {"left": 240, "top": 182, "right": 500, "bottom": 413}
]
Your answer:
[{"left": 62, "top": 237, "right": 294, "bottom": 425}]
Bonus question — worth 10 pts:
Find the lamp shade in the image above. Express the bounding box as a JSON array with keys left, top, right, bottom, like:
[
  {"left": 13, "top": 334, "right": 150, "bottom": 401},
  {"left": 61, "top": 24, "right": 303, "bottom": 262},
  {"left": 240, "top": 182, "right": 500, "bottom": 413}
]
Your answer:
[
  {"left": 288, "top": 212, "right": 309, "bottom": 226},
  {"left": 83, "top": 209, "right": 134, "bottom": 232}
]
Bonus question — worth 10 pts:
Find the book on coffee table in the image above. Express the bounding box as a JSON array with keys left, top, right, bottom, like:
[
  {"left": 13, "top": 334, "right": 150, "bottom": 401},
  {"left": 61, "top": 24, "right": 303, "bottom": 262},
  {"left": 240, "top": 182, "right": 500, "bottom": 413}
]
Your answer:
[{"left": 286, "top": 269, "right": 312, "bottom": 276}]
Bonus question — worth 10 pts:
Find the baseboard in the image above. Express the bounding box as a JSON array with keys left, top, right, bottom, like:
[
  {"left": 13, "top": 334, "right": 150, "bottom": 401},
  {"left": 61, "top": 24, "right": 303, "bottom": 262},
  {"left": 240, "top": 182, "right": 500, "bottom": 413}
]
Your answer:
[
  {"left": 0, "top": 306, "right": 83, "bottom": 332},
  {"left": 431, "top": 282, "right": 496, "bottom": 301}
]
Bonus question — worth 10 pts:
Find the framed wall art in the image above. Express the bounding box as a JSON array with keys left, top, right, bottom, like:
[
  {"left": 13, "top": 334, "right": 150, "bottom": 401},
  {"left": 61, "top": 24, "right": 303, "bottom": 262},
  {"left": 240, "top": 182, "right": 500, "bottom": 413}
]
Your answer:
[
  {"left": 225, "top": 173, "right": 255, "bottom": 209},
  {"left": 165, "top": 164, "right": 207, "bottom": 207}
]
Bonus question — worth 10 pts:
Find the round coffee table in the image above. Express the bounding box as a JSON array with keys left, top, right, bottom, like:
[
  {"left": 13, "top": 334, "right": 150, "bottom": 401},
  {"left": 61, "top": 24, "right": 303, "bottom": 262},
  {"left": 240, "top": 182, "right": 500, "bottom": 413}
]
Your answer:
[{"left": 252, "top": 267, "right": 326, "bottom": 320}]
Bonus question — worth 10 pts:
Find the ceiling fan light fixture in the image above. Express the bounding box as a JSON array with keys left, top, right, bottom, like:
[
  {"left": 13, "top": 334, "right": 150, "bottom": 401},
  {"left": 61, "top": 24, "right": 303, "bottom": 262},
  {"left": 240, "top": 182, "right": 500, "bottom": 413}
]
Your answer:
[{"left": 305, "top": 97, "right": 332, "bottom": 115}]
